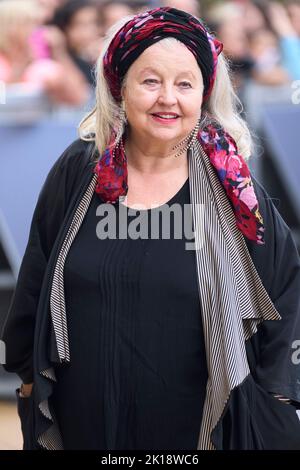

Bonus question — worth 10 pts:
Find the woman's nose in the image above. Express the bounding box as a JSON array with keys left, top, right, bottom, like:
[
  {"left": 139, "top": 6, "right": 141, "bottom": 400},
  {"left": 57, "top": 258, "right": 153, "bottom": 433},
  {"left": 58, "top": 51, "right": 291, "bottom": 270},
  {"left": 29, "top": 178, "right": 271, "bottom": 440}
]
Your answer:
[{"left": 157, "top": 85, "right": 177, "bottom": 106}]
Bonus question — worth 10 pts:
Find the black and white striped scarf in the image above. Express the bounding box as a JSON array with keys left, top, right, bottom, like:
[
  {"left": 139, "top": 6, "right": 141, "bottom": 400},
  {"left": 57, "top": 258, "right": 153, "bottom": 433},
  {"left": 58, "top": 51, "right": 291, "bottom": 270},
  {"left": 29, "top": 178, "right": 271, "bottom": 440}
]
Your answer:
[{"left": 40, "top": 139, "right": 281, "bottom": 449}]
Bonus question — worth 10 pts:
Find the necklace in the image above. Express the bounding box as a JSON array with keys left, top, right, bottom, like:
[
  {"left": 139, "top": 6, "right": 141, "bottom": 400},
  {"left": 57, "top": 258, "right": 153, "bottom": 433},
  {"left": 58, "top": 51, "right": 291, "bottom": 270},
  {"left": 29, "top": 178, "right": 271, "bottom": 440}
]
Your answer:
[{"left": 119, "top": 121, "right": 201, "bottom": 160}]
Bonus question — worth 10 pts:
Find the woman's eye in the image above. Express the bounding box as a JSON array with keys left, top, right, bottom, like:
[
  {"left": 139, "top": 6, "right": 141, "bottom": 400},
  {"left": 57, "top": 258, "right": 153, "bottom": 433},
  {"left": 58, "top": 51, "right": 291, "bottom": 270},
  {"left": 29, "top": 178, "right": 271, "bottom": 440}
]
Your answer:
[
  {"left": 143, "top": 79, "right": 158, "bottom": 85},
  {"left": 142, "top": 79, "right": 192, "bottom": 88},
  {"left": 179, "top": 81, "right": 192, "bottom": 88}
]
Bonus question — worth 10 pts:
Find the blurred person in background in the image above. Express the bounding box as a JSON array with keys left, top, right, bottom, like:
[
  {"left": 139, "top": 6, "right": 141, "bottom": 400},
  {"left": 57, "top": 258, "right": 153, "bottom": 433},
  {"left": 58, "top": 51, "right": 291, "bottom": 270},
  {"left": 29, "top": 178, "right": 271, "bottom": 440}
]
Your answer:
[
  {"left": 98, "top": 0, "right": 135, "bottom": 33},
  {"left": 0, "top": 0, "right": 90, "bottom": 107},
  {"left": 51, "top": 0, "right": 103, "bottom": 88},
  {"left": 94, "top": 0, "right": 152, "bottom": 35},
  {"left": 37, "top": 0, "right": 67, "bottom": 24},
  {"left": 205, "top": 2, "right": 255, "bottom": 100},
  {"left": 286, "top": 0, "right": 300, "bottom": 36},
  {"left": 247, "top": 27, "right": 291, "bottom": 85},
  {"left": 242, "top": 0, "right": 267, "bottom": 33},
  {"left": 160, "top": 0, "right": 201, "bottom": 17},
  {"left": 268, "top": 1, "right": 300, "bottom": 80},
  {"left": 126, "top": 0, "right": 152, "bottom": 14},
  {"left": 243, "top": 0, "right": 300, "bottom": 83}
]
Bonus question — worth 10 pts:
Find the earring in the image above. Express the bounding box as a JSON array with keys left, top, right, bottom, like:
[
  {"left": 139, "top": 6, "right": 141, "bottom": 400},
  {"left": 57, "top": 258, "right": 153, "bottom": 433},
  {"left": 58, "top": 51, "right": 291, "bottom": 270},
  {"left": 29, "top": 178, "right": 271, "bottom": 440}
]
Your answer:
[
  {"left": 113, "top": 102, "right": 127, "bottom": 157},
  {"left": 172, "top": 119, "right": 201, "bottom": 158}
]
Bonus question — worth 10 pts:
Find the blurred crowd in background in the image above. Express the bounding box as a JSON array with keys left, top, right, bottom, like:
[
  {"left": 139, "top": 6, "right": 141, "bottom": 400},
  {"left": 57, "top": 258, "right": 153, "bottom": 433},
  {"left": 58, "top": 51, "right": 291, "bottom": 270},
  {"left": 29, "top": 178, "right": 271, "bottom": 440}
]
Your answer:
[{"left": 0, "top": 0, "right": 300, "bottom": 127}]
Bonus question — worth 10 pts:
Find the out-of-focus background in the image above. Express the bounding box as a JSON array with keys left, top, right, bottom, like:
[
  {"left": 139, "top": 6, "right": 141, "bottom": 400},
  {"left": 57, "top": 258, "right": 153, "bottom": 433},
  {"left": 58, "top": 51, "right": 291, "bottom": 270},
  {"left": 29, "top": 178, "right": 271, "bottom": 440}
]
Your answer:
[{"left": 0, "top": 0, "right": 300, "bottom": 450}]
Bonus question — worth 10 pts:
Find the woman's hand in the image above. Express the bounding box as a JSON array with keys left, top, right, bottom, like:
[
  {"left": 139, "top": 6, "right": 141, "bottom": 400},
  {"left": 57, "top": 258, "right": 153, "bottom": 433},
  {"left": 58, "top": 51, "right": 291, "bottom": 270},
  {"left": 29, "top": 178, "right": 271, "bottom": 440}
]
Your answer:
[
  {"left": 19, "top": 383, "right": 33, "bottom": 398},
  {"left": 268, "top": 2, "right": 297, "bottom": 37}
]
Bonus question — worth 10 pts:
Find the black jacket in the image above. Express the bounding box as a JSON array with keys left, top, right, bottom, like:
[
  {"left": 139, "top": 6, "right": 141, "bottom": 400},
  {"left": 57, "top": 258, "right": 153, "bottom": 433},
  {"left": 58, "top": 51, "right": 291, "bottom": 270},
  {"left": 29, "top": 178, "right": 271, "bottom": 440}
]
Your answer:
[{"left": 2, "top": 138, "right": 300, "bottom": 449}]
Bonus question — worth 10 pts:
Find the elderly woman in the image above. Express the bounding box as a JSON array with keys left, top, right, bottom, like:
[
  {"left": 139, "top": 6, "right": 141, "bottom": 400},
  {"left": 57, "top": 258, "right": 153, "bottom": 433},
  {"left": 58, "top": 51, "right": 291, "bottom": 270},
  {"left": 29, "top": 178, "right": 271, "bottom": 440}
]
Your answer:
[{"left": 1, "top": 7, "right": 300, "bottom": 451}]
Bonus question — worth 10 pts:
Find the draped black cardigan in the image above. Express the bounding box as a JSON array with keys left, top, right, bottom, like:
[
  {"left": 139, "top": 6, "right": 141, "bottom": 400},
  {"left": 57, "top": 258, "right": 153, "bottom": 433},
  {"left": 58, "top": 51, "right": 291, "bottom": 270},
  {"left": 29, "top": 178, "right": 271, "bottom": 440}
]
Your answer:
[{"left": 2, "top": 138, "right": 300, "bottom": 449}]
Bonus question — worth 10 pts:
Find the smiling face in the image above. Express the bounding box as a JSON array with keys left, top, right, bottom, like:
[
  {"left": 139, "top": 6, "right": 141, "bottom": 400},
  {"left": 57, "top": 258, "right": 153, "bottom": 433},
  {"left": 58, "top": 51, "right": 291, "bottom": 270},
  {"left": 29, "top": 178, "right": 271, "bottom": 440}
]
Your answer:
[{"left": 122, "top": 39, "right": 204, "bottom": 150}]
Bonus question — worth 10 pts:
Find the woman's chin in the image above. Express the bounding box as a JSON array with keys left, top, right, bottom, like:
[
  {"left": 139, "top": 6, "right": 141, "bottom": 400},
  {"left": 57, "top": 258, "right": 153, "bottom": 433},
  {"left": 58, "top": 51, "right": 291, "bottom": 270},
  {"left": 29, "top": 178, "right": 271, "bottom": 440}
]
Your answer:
[{"left": 146, "top": 127, "right": 183, "bottom": 143}]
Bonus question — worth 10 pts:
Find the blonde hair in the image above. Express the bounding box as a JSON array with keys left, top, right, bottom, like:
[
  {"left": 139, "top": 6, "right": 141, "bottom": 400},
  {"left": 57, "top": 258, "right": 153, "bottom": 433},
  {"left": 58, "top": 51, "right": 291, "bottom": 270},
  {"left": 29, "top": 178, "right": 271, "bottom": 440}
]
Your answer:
[
  {"left": 78, "top": 14, "right": 254, "bottom": 161},
  {"left": 0, "top": 0, "right": 41, "bottom": 55}
]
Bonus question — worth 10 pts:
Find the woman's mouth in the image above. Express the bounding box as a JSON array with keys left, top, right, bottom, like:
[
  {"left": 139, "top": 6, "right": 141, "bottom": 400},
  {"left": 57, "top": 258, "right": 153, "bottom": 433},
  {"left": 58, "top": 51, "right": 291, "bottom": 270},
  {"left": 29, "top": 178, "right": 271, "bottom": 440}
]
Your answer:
[{"left": 151, "top": 113, "right": 180, "bottom": 124}]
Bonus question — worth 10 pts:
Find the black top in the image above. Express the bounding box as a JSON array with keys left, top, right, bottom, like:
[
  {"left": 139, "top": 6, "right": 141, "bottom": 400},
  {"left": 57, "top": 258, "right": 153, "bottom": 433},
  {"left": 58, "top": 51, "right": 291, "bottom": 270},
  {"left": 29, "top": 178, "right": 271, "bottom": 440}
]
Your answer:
[{"left": 52, "top": 177, "right": 208, "bottom": 450}]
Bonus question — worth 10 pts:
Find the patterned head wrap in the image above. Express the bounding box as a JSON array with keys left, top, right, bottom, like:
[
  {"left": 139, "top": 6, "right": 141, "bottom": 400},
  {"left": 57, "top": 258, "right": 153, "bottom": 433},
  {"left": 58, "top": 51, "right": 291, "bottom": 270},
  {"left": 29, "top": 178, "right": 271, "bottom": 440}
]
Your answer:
[
  {"left": 103, "top": 6, "right": 223, "bottom": 103},
  {"left": 94, "top": 6, "right": 265, "bottom": 244}
]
